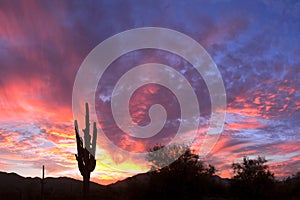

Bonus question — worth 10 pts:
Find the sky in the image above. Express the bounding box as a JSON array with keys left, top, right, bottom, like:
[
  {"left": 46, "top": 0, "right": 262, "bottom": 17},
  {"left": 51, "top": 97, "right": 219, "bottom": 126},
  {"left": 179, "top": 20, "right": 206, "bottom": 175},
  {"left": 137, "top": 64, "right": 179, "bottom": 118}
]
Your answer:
[{"left": 0, "top": 0, "right": 299, "bottom": 185}]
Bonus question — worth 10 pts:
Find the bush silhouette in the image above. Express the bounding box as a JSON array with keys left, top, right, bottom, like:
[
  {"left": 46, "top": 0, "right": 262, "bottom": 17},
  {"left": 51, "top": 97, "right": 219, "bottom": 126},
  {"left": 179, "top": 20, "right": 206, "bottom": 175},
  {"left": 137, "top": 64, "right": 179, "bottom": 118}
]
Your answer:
[
  {"left": 231, "top": 156, "right": 275, "bottom": 199},
  {"left": 139, "top": 145, "right": 228, "bottom": 199}
]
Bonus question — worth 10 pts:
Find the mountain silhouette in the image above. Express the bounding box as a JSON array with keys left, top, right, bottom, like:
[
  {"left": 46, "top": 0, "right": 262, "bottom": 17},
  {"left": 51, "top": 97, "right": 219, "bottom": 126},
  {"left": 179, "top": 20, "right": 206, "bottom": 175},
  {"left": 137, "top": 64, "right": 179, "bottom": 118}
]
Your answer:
[
  {"left": 1, "top": 170, "right": 299, "bottom": 200},
  {"left": 0, "top": 171, "right": 111, "bottom": 200},
  {"left": 0, "top": 171, "right": 230, "bottom": 200}
]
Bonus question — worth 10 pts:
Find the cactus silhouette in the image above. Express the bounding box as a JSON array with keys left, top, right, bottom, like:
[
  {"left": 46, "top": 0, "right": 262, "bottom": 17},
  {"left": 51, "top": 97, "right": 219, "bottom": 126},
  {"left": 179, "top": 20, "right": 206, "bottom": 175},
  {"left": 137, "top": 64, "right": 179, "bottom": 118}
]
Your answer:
[
  {"left": 41, "top": 165, "right": 45, "bottom": 200},
  {"left": 75, "top": 103, "right": 97, "bottom": 200}
]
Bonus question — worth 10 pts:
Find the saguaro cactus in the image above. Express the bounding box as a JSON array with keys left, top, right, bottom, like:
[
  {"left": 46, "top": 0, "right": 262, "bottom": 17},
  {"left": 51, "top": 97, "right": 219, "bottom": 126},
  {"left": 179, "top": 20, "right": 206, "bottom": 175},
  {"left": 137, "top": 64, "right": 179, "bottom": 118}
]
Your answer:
[
  {"left": 75, "top": 103, "right": 97, "bottom": 200},
  {"left": 41, "top": 165, "right": 45, "bottom": 200}
]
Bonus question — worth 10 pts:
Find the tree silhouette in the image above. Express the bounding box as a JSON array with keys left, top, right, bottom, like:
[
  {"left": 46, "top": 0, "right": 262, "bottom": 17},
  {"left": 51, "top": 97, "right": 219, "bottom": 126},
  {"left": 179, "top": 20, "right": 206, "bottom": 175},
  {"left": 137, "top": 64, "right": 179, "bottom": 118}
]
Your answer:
[
  {"left": 147, "top": 144, "right": 215, "bottom": 176},
  {"left": 232, "top": 156, "right": 273, "bottom": 181},
  {"left": 276, "top": 172, "right": 300, "bottom": 198},
  {"left": 146, "top": 144, "right": 186, "bottom": 171},
  {"left": 231, "top": 156, "right": 275, "bottom": 199},
  {"left": 75, "top": 103, "right": 97, "bottom": 200},
  {"left": 143, "top": 145, "right": 225, "bottom": 199}
]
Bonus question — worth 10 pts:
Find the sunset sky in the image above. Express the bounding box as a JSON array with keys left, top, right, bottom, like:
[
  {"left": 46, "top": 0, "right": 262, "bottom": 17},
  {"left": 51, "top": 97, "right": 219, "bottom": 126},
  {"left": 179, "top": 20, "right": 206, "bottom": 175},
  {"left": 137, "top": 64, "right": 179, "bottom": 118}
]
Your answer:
[{"left": 0, "top": 0, "right": 299, "bottom": 185}]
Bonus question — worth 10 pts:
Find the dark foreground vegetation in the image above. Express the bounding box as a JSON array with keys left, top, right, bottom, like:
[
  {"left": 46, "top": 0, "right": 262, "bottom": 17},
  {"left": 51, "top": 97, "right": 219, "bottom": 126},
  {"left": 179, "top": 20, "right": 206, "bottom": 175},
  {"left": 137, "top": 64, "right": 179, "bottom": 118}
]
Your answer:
[{"left": 1, "top": 149, "right": 300, "bottom": 200}]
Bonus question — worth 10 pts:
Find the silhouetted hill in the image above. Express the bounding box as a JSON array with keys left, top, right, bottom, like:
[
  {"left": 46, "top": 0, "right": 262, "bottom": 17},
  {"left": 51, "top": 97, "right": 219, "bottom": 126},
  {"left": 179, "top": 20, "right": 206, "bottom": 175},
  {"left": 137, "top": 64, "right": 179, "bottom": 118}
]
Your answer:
[
  {"left": 108, "top": 172, "right": 150, "bottom": 189},
  {"left": 1, "top": 171, "right": 230, "bottom": 200},
  {"left": 1, "top": 171, "right": 300, "bottom": 200},
  {"left": 0, "top": 171, "right": 113, "bottom": 200}
]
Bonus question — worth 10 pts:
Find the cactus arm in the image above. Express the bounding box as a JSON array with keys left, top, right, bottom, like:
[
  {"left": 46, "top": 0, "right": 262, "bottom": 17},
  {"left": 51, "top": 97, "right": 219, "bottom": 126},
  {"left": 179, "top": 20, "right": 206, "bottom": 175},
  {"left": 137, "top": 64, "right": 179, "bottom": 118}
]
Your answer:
[
  {"left": 91, "top": 122, "right": 97, "bottom": 156},
  {"left": 83, "top": 103, "right": 91, "bottom": 152},
  {"left": 75, "top": 120, "right": 83, "bottom": 151},
  {"left": 75, "top": 119, "right": 85, "bottom": 176}
]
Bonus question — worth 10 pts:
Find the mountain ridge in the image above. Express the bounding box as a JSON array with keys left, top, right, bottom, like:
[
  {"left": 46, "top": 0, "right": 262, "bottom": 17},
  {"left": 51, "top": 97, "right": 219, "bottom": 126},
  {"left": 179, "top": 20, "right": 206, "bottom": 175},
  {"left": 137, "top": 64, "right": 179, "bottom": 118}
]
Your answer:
[{"left": 0, "top": 170, "right": 230, "bottom": 199}]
